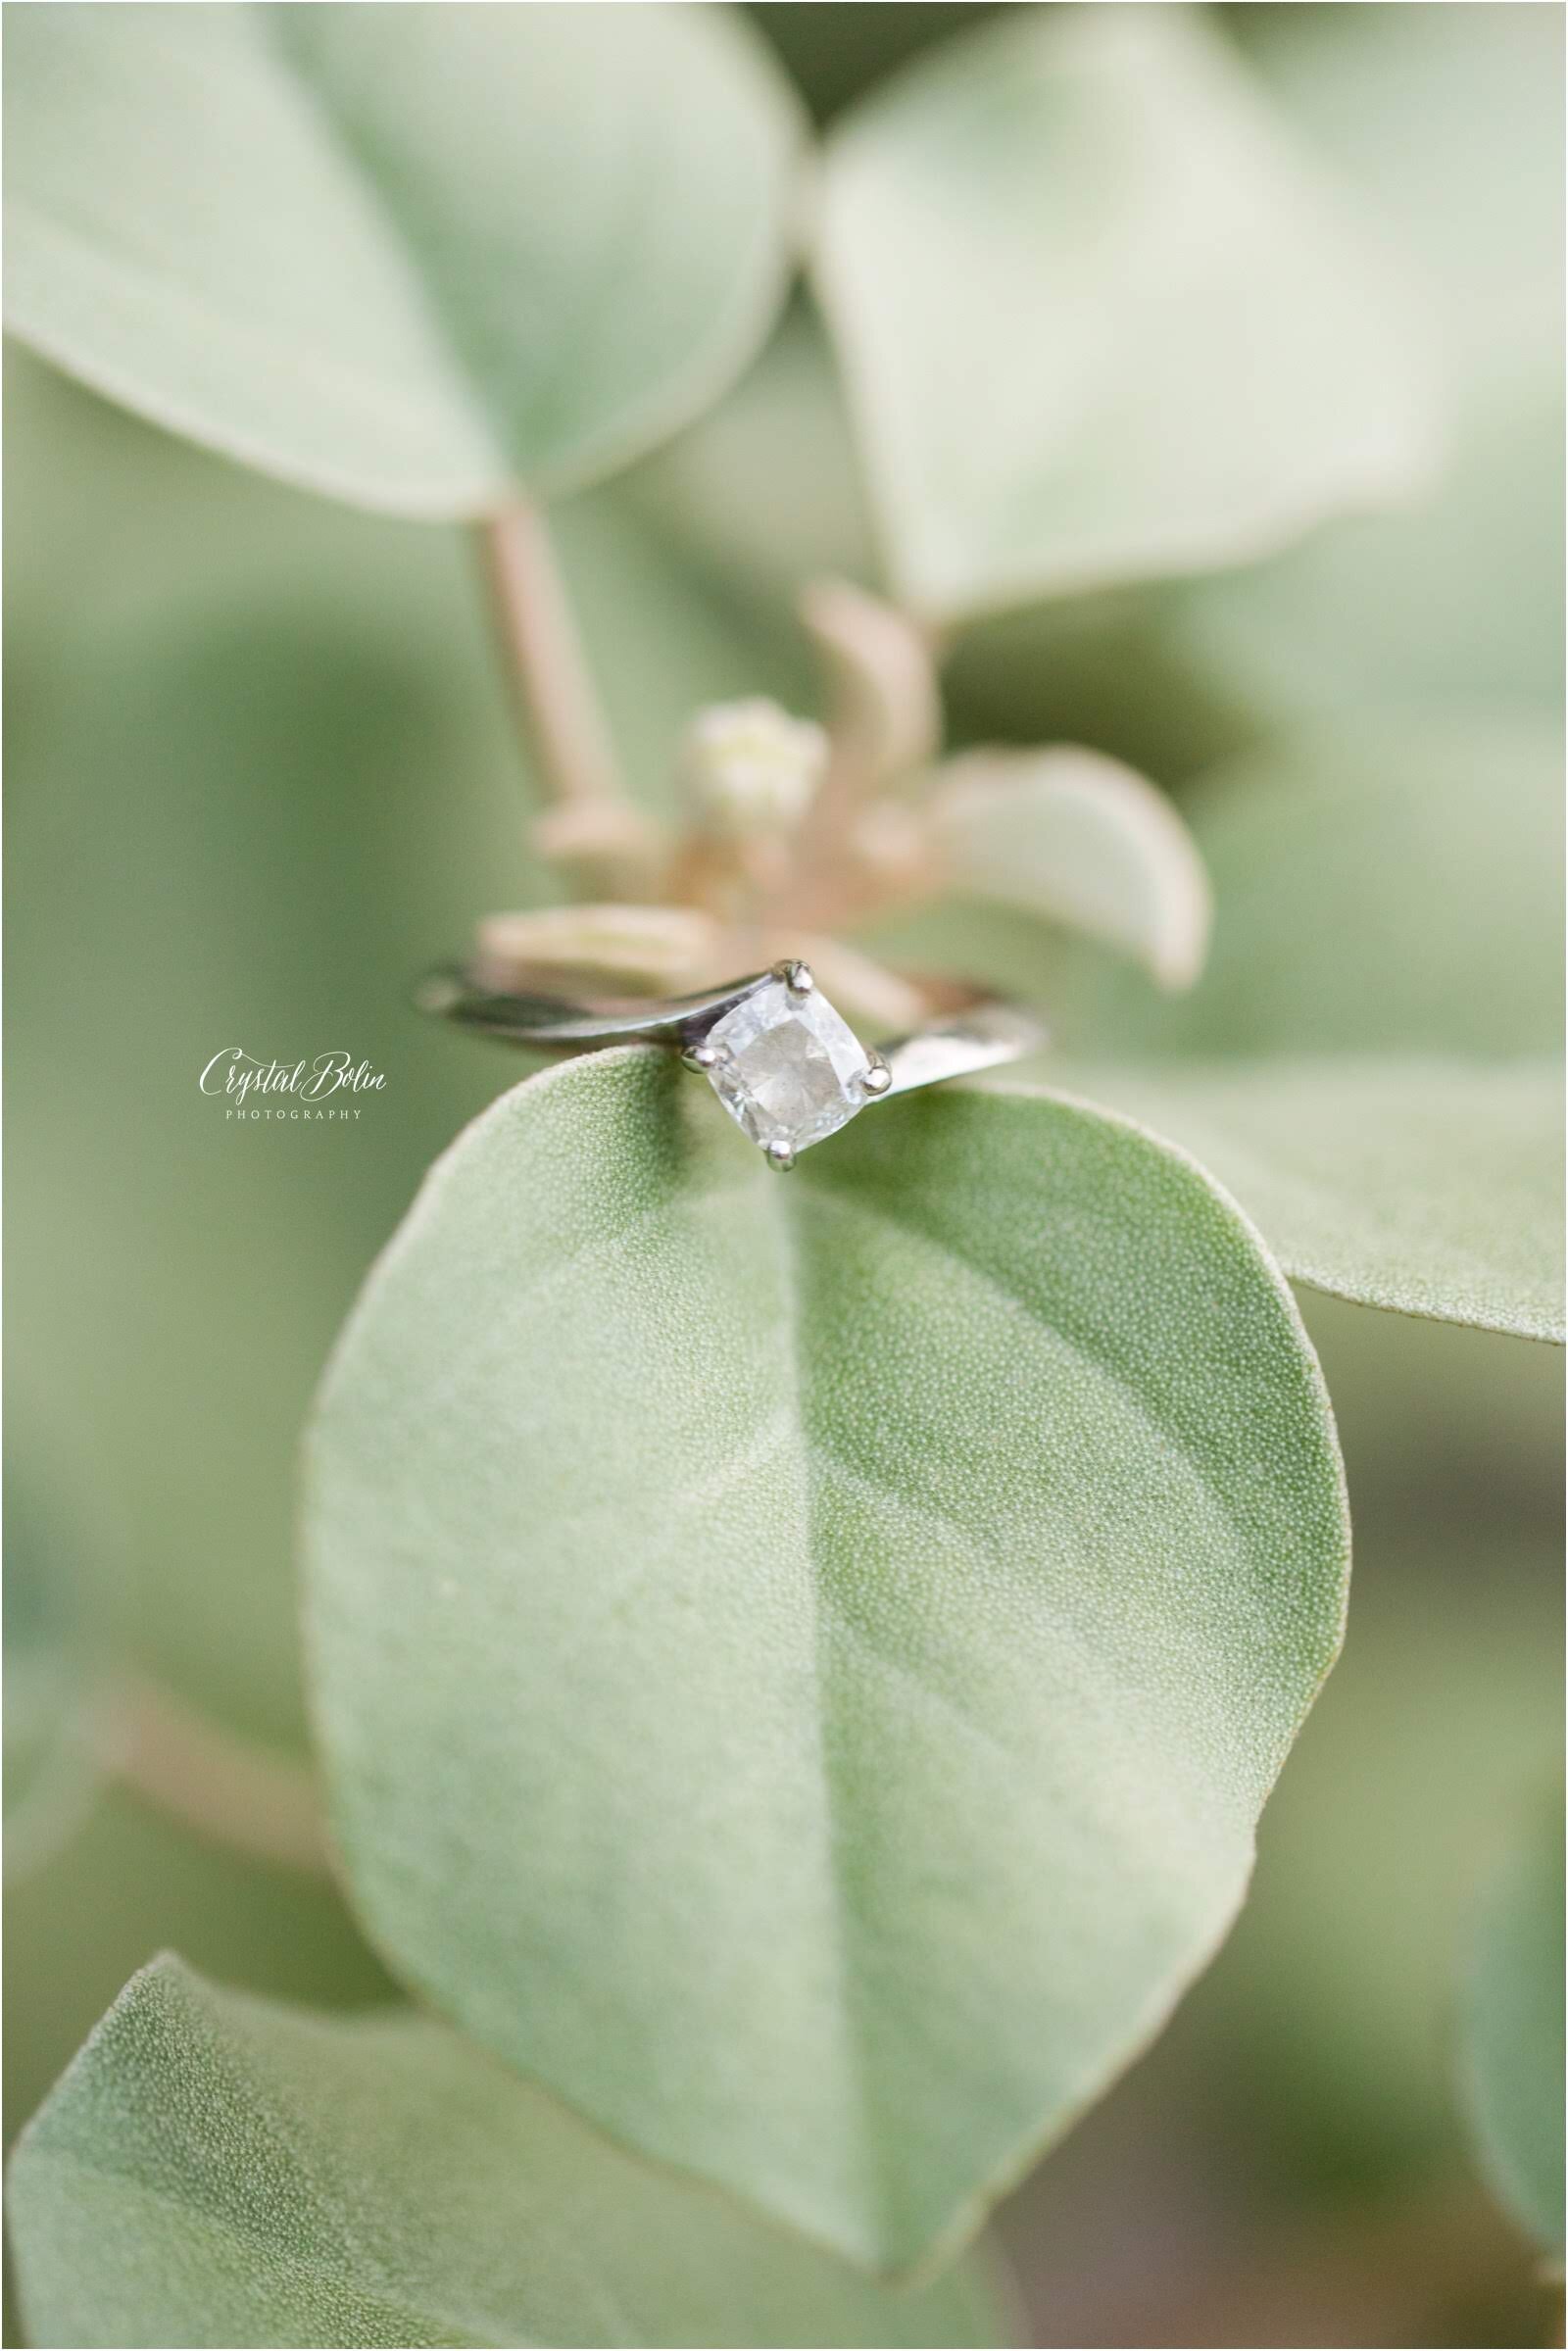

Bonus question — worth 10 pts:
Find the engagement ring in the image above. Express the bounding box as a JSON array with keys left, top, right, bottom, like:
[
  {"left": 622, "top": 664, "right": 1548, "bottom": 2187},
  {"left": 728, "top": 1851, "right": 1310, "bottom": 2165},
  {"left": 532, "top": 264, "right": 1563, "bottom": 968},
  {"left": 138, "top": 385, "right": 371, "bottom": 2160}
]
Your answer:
[{"left": 417, "top": 959, "right": 1044, "bottom": 1169}]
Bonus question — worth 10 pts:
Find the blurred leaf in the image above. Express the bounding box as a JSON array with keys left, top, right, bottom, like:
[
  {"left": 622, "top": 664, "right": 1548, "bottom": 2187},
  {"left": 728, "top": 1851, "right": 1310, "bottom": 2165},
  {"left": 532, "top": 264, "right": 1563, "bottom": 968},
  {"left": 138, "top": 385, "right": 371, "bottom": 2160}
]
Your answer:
[
  {"left": 814, "top": 6, "right": 1438, "bottom": 618},
  {"left": 1173, "top": 4, "right": 1565, "bottom": 722},
  {"left": 1461, "top": 1793, "right": 1566, "bottom": 2257},
  {"left": 8, "top": 1956, "right": 1011, "bottom": 2350},
  {"left": 7, "top": 358, "right": 804, "bottom": 1748},
  {"left": 3, "top": 1449, "right": 101, "bottom": 1885},
  {"left": 1054, "top": 716, "right": 1564, "bottom": 1063},
  {"left": 1016, "top": 1060, "right": 1564, "bottom": 1343},
  {"left": 4, "top": 2, "right": 801, "bottom": 513},
  {"left": 801, "top": 577, "right": 942, "bottom": 796},
  {"left": 304, "top": 1050, "right": 1348, "bottom": 2273},
  {"left": 1230, "top": 4, "right": 1561, "bottom": 393},
  {"left": 932, "top": 748, "right": 1211, "bottom": 989},
  {"left": 625, "top": 297, "right": 880, "bottom": 619}
]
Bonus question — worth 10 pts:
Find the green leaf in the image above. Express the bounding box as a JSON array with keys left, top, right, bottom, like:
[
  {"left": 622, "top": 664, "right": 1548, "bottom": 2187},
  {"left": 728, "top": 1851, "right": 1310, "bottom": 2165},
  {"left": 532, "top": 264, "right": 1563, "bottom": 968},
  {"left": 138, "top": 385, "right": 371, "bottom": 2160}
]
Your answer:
[
  {"left": 626, "top": 297, "right": 880, "bottom": 623},
  {"left": 4, "top": 3, "right": 801, "bottom": 513},
  {"left": 1460, "top": 1794, "right": 1566, "bottom": 2257},
  {"left": 930, "top": 748, "right": 1211, "bottom": 989},
  {"left": 813, "top": 6, "right": 1437, "bottom": 619},
  {"left": 1048, "top": 715, "right": 1565, "bottom": 1065},
  {"left": 304, "top": 1052, "right": 1348, "bottom": 2273},
  {"left": 1005, "top": 1060, "right": 1564, "bottom": 1344},
  {"left": 3, "top": 1783, "right": 395, "bottom": 2158},
  {"left": 1173, "top": 4, "right": 1564, "bottom": 722},
  {"left": 8, "top": 1957, "right": 1010, "bottom": 2351}
]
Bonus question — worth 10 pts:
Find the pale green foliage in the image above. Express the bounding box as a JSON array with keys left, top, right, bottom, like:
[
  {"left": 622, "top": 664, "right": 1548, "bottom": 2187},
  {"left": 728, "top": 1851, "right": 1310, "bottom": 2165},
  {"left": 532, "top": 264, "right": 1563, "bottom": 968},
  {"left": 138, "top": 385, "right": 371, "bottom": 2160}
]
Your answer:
[
  {"left": 3, "top": 3, "right": 1559, "bottom": 2340},
  {"left": 814, "top": 7, "right": 1437, "bottom": 616},
  {"left": 1179, "top": 4, "right": 1563, "bottom": 718},
  {"left": 1134, "top": 720, "right": 1563, "bottom": 1062},
  {"left": 1460, "top": 1795, "right": 1566, "bottom": 2257},
  {"left": 1021, "top": 1061, "right": 1564, "bottom": 1344},
  {"left": 3, "top": 3, "right": 801, "bottom": 513},
  {"left": 879, "top": 710, "right": 1565, "bottom": 1343},
  {"left": 931, "top": 747, "right": 1212, "bottom": 990},
  {"left": 8, "top": 1956, "right": 1008, "bottom": 2349},
  {"left": 304, "top": 1050, "right": 1348, "bottom": 2272}
]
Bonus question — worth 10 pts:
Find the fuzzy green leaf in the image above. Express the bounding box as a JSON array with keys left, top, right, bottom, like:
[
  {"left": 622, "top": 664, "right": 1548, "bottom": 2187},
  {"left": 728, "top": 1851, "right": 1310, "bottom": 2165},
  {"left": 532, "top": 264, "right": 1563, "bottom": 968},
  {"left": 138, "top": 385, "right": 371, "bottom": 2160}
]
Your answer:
[
  {"left": 3, "top": 3, "right": 801, "bottom": 514},
  {"left": 8, "top": 1956, "right": 1008, "bottom": 2349},
  {"left": 813, "top": 6, "right": 1437, "bottom": 618},
  {"left": 1005, "top": 1060, "right": 1565, "bottom": 1344},
  {"left": 931, "top": 748, "right": 1211, "bottom": 990},
  {"left": 304, "top": 1052, "right": 1348, "bottom": 2273},
  {"left": 1460, "top": 1794, "right": 1566, "bottom": 2257}
]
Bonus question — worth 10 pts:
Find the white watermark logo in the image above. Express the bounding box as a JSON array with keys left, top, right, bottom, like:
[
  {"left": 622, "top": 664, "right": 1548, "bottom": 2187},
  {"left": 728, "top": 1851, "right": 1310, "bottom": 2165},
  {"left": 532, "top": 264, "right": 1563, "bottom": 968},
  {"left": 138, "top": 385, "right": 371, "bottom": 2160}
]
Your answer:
[{"left": 200, "top": 1049, "right": 387, "bottom": 1121}]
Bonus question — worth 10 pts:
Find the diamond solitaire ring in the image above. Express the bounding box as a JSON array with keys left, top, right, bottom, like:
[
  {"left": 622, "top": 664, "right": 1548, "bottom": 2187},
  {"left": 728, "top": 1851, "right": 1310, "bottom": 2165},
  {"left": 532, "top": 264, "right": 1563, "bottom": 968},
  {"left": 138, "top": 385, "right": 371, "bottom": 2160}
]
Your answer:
[{"left": 416, "top": 960, "right": 1045, "bottom": 1170}]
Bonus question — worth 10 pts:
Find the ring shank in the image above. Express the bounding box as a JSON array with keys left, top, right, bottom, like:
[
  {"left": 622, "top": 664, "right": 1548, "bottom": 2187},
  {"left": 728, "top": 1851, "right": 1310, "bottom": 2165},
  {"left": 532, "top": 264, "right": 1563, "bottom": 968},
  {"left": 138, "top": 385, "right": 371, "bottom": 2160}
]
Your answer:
[
  {"left": 413, "top": 966, "right": 772, "bottom": 1049},
  {"left": 875, "top": 1003, "right": 1047, "bottom": 1095},
  {"left": 416, "top": 963, "right": 1047, "bottom": 1091}
]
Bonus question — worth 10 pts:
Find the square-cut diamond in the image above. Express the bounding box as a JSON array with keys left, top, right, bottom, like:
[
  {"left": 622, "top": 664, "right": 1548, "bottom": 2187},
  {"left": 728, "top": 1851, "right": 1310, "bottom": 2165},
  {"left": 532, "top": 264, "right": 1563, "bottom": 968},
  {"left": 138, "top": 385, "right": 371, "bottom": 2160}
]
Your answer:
[{"left": 703, "top": 976, "right": 871, "bottom": 1155}]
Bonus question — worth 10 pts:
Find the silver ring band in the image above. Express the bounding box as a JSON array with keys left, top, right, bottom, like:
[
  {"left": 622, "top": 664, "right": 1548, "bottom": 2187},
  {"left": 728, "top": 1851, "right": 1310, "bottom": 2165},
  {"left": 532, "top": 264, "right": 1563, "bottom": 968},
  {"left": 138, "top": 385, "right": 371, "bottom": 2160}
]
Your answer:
[{"left": 417, "top": 958, "right": 1045, "bottom": 1168}]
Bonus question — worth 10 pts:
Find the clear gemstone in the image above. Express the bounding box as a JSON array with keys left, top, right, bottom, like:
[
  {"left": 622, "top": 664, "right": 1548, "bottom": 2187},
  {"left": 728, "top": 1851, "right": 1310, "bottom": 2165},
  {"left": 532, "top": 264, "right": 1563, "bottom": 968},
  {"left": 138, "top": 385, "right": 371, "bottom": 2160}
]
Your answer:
[{"left": 703, "top": 977, "right": 871, "bottom": 1155}]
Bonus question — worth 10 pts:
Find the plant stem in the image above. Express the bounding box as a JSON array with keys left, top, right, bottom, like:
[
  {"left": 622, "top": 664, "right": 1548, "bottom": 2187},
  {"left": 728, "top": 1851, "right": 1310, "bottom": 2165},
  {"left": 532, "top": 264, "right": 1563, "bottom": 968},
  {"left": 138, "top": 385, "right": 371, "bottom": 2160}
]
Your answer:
[
  {"left": 479, "top": 501, "right": 627, "bottom": 815},
  {"left": 99, "top": 1670, "right": 334, "bottom": 1879}
]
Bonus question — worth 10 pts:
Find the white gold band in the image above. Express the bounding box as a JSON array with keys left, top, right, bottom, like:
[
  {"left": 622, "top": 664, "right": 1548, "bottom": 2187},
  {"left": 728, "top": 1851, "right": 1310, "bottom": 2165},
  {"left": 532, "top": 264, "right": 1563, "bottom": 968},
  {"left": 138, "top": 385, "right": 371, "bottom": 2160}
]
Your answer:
[{"left": 417, "top": 958, "right": 1046, "bottom": 1167}]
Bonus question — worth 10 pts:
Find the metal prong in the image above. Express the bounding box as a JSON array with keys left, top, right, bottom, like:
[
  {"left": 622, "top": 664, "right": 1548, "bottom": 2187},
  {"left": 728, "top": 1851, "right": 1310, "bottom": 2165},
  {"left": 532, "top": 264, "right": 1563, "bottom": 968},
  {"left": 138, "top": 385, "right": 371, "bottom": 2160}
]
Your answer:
[
  {"left": 764, "top": 1138, "right": 797, "bottom": 1172},
  {"left": 681, "top": 1042, "right": 718, "bottom": 1073},
  {"left": 774, "top": 958, "right": 814, "bottom": 998},
  {"left": 860, "top": 1054, "right": 892, "bottom": 1099}
]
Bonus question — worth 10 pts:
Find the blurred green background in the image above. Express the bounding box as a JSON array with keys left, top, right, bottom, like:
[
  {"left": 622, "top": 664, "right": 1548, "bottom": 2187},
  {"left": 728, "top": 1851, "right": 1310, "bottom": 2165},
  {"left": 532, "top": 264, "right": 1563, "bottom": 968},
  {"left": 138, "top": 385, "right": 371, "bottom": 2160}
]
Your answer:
[{"left": 5, "top": 6, "right": 1562, "bottom": 2346}]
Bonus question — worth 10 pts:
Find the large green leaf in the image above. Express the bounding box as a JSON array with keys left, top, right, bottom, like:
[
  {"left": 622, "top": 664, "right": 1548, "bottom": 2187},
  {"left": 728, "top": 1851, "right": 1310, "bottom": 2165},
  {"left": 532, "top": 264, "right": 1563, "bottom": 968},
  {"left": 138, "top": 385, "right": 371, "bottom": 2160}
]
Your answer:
[
  {"left": 626, "top": 297, "right": 880, "bottom": 622},
  {"left": 813, "top": 6, "right": 1436, "bottom": 618},
  {"left": 304, "top": 1050, "right": 1348, "bottom": 2273},
  {"left": 3, "top": 3, "right": 800, "bottom": 513},
  {"left": 8, "top": 1957, "right": 1008, "bottom": 2349},
  {"left": 1460, "top": 1793, "right": 1566, "bottom": 2258},
  {"left": 1173, "top": 5, "right": 1564, "bottom": 722},
  {"left": 1010, "top": 1060, "right": 1564, "bottom": 1344}
]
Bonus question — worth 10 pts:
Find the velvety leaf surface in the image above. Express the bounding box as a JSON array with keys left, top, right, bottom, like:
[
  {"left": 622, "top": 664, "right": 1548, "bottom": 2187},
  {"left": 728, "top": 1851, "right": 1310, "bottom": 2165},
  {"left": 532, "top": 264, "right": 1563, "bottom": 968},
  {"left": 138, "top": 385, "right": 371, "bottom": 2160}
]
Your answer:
[
  {"left": 305, "top": 1051, "right": 1348, "bottom": 2272},
  {"left": 8, "top": 1957, "right": 1007, "bottom": 2349},
  {"left": 1007, "top": 1061, "right": 1565, "bottom": 1345},
  {"left": 1460, "top": 1795, "right": 1566, "bottom": 2257},
  {"left": 3, "top": 2, "right": 800, "bottom": 513},
  {"left": 814, "top": 6, "right": 1436, "bottom": 617},
  {"left": 3, "top": 1786, "right": 396, "bottom": 2161}
]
